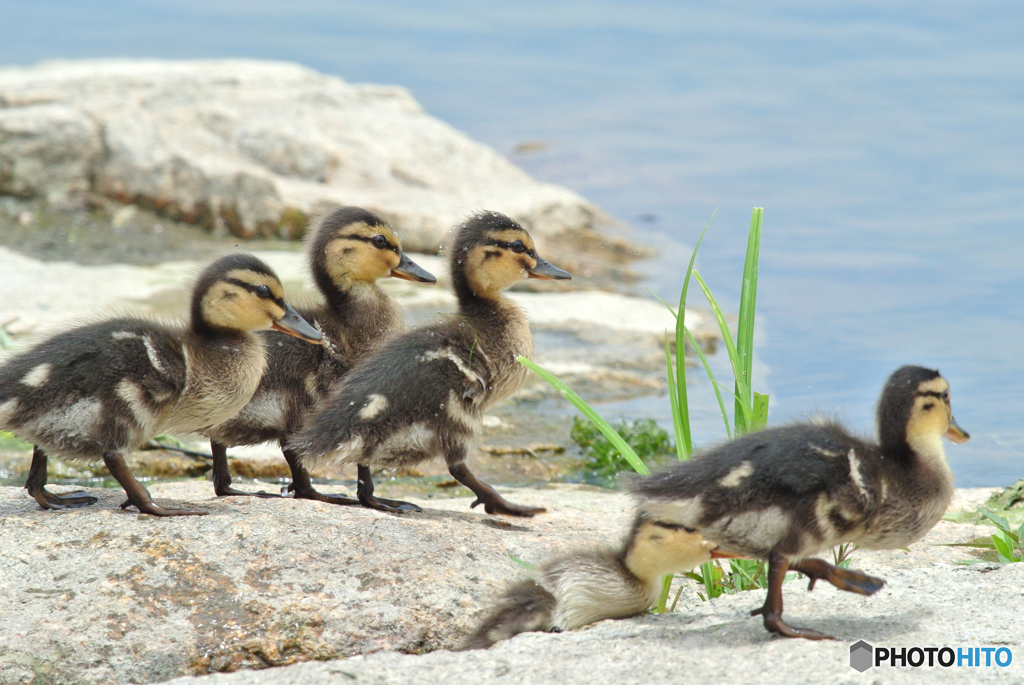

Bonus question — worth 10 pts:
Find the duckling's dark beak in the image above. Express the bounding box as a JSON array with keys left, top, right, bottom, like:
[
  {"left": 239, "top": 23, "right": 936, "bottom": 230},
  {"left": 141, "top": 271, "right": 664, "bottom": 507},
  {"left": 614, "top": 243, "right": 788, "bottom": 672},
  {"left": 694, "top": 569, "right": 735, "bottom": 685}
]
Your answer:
[
  {"left": 528, "top": 256, "right": 571, "bottom": 281},
  {"left": 710, "top": 548, "right": 744, "bottom": 560},
  {"left": 271, "top": 303, "right": 323, "bottom": 344},
  {"left": 945, "top": 415, "right": 970, "bottom": 444},
  {"left": 391, "top": 253, "right": 437, "bottom": 283}
]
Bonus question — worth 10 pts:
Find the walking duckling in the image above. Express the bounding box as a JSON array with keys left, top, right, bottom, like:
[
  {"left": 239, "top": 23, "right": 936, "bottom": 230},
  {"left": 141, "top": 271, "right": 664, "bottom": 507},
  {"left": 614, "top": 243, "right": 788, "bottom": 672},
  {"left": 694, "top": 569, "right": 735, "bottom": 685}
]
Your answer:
[
  {"left": 462, "top": 513, "right": 735, "bottom": 649},
  {"left": 0, "top": 253, "right": 322, "bottom": 517},
  {"left": 289, "top": 211, "right": 570, "bottom": 516},
  {"left": 629, "top": 365, "right": 970, "bottom": 640},
  {"left": 204, "top": 207, "right": 435, "bottom": 503}
]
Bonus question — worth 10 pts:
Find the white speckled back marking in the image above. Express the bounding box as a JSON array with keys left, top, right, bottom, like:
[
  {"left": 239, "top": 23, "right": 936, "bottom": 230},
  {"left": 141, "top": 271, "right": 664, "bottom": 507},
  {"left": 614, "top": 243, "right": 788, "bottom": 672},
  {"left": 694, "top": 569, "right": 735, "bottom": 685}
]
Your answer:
[
  {"left": 116, "top": 379, "right": 157, "bottom": 434},
  {"left": 847, "top": 448, "right": 870, "bottom": 500},
  {"left": 420, "top": 348, "right": 483, "bottom": 384},
  {"left": 718, "top": 461, "right": 753, "bottom": 487},
  {"left": 445, "top": 390, "right": 481, "bottom": 428},
  {"left": 20, "top": 363, "right": 53, "bottom": 388},
  {"left": 358, "top": 394, "right": 388, "bottom": 420},
  {"left": 142, "top": 335, "right": 168, "bottom": 376}
]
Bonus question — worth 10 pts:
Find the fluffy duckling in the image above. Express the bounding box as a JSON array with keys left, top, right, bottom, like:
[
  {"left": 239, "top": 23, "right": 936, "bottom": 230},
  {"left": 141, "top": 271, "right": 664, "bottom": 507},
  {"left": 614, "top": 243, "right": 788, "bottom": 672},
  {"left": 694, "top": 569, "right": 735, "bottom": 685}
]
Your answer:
[
  {"left": 462, "top": 513, "right": 734, "bottom": 649},
  {"left": 289, "top": 211, "right": 570, "bottom": 516},
  {"left": 204, "top": 207, "right": 435, "bottom": 503},
  {"left": 629, "top": 365, "right": 969, "bottom": 639},
  {"left": 0, "top": 253, "right": 322, "bottom": 517}
]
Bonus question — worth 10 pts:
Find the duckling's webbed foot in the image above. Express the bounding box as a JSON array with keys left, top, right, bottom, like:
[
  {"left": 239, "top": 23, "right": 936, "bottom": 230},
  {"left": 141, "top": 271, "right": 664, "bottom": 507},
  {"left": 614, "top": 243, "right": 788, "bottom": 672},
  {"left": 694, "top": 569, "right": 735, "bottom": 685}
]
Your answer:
[
  {"left": 448, "top": 463, "right": 545, "bottom": 517},
  {"left": 210, "top": 441, "right": 282, "bottom": 498},
  {"left": 282, "top": 449, "right": 360, "bottom": 506},
  {"left": 25, "top": 447, "right": 98, "bottom": 510},
  {"left": 104, "top": 452, "right": 207, "bottom": 517},
  {"left": 753, "top": 551, "right": 836, "bottom": 641},
  {"left": 789, "top": 558, "right": 886, "bottom": 596},
  {"left": 357, "top": 464, "right": 421, "bottom": 513}
]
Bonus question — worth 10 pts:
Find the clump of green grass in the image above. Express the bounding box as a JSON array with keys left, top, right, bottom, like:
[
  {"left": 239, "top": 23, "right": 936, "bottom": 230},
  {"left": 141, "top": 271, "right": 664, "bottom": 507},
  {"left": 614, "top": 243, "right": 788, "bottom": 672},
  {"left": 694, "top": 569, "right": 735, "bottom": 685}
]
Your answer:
[
  {"left": 570, "top": 416, "right": 671, "bottom": 477},
  {"left": 521, "top": 208, "right": 775, "bottom": 609},
  {"left": 956, "top": 508, "right": 1024, "bottom": 564}
]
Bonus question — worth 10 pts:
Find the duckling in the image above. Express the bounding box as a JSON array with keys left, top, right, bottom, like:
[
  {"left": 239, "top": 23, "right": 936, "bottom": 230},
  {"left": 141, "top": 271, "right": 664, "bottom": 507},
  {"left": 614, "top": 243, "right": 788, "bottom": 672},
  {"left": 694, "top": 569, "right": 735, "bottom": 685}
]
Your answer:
[
  {"left": 204, "top": 207, "right": 436, "bottom": 503},
  {"left": 462, "top": 513, "right": 735, "bottom": 649},
  {"left": 628, "top": 365, "right": 970, "bottom": 639},
  {"left": 289, "top": 211, "right": 570, "bottom": 516},
  {"left": 0, "top": 253, "right": 322, "bottom": 517}
]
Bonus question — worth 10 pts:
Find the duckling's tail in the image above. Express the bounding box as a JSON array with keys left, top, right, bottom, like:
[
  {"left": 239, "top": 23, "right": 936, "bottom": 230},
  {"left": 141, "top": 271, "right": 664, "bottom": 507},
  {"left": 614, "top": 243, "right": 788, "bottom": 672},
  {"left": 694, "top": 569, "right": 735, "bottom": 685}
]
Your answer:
[{"left": 460, "top": 579, "right": 557, "bottom": 650}]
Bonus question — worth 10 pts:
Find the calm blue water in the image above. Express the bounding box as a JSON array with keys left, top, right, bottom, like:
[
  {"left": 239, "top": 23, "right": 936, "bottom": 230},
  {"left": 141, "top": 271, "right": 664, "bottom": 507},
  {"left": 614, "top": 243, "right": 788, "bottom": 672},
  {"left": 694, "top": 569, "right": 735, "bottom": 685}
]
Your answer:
[{"left": 3, "top": 1, "right": 1022, "bottom": 486}]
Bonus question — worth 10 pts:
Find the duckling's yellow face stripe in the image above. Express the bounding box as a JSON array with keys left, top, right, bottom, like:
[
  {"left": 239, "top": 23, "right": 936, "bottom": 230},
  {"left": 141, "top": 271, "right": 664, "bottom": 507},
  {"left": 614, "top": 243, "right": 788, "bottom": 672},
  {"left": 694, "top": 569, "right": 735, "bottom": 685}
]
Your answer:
[
  {"left": 465, "top": 229, "right": 539, "bottom": 297},
  {"left": 201, "top": 269, "right": 288, "bottom": 332},
  {"left": 324, "top": 221, "right": 402, "bottom": 284},
  {"left": 906, "top": 377, "right": 958, "bottom": 442}
]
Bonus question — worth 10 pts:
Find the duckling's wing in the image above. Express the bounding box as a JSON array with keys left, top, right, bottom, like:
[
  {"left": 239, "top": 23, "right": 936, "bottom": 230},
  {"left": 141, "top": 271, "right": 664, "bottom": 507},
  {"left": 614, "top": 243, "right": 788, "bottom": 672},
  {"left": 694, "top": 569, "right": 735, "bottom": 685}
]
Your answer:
[{"left": 289, "top": 325, "right": 485, "bottom": 461}]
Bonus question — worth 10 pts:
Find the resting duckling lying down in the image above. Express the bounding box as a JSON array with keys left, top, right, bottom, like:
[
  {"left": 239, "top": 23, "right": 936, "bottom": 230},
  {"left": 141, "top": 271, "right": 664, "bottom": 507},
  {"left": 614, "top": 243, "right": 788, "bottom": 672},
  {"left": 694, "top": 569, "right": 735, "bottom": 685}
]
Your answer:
[
  {"left": 462, "top": 514, "right": 734, "bottom": 649},
  {"left": 289, "top": 211, "right": 570, "bottom": 516},
  {"left": 629, "top": 365, "right": 969, "bottom": 639},
  {"left": 205, "top": 207, "right": 435, "bottom": 503},
  {"left": 0, "top": 253, "right": 322, "bottom": 517}
]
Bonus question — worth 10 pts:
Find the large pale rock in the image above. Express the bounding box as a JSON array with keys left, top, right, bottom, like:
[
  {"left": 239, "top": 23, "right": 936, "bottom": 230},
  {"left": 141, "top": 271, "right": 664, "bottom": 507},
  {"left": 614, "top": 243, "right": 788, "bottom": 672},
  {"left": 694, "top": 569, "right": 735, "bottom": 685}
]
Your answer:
[
  {"left": 0, "top": 482, "right": 632, "bottom": 685},
  {"left": 0, "top": 59, "right": 607, "bottom": 252},
  {"left": 0, "top": 484, "right": 1017, "bottom": 685}
]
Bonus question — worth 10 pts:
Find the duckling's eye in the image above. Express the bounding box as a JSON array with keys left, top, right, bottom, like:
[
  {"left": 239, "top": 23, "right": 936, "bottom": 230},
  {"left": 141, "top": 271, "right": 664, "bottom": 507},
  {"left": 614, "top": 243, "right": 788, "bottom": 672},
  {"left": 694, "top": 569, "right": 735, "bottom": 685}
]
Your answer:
[
  {"left": 372, "top": 235, "right": 388, "bottom": 248},
  {"left": 255, "top": 285, "right": 273, "bottom": 299},
  {"left": 941, "top": 390, "right": 949, "bottom": 402},
  {"left": 510, "top": 240, "right": 527, "bottom": 253}
]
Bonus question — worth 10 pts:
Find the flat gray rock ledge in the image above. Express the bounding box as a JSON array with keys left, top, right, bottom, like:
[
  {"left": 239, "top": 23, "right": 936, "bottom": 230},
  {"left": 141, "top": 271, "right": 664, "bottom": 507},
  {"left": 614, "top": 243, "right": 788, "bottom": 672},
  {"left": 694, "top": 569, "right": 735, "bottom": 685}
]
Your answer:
[
  {"left": 2, "top": 482, "right": 1020, "bottom": 685},
  {"left": 0, "top": 59, "right": 609, "bottom": 254}
]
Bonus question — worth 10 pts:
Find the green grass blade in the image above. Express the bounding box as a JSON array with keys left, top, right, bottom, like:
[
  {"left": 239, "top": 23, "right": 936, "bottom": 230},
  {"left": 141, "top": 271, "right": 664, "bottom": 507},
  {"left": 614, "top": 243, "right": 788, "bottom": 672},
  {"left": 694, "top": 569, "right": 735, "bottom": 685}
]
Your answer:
[
  {"left": 509, "top": 554, "right": 537, "bottom": 570},
  {"left": 734, "top": 208, "right": 762, "bottom": 434},
  {"left": 752, "top": 392, "right": 769, "bottom": 432},
  {"left": 673, "top": 217, "right": 713, "bottom": 457},
  {"left": 518, "top": 356, "right": 649, "bottom": 475},
  {"left": 712, "top": 381, "right": 753, "bottom": 420},
  {"left": 653, "top": 574, "right": 673, "bottom": 613},
  {"left": 692, "top": 270, "right": 751, "bottom": 415},
  {"left": 729, "top": 560, "right": 759, "bottom": 590},
  {"left": 664, "top": 335, "right": 688, "bottom": 460},
  {"left": 683, "top": 326, "right": 732, "bottom": 440}
]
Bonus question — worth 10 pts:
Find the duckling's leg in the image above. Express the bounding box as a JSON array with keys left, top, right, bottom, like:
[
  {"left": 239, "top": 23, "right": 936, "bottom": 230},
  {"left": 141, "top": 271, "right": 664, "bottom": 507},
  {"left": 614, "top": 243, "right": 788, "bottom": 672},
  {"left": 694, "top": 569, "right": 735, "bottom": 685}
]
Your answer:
[
  {"left": 356, "top": 464, "right": 422, "bottom": 513},
  {"left": 448, "top": 463, "right": 546, "bottom": 517},
  {"left": 103, "top": 452, "right": 206, "bottom": 517},
  {"left": 24, "top": 446, "right": 98, "bottom": 509},
  {"left": 751, "top": 551, "right": 835, "bottom": 640},
  {"left": 789, "top": 558, "right": 886, "bottom": 596},
  {"left": 210, "top": 440, "right": 282, "bottom": 498},
  {"left": 282, "top": 447, "right": 359, "bottom": 505}
]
